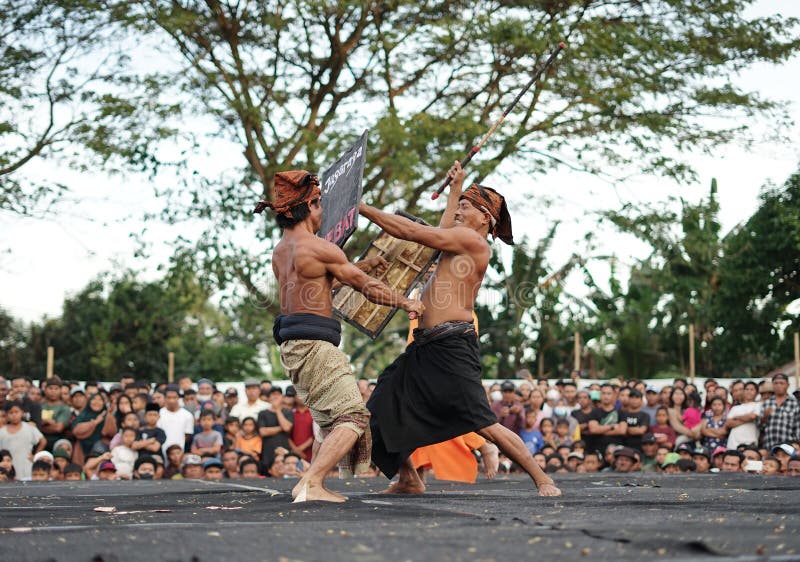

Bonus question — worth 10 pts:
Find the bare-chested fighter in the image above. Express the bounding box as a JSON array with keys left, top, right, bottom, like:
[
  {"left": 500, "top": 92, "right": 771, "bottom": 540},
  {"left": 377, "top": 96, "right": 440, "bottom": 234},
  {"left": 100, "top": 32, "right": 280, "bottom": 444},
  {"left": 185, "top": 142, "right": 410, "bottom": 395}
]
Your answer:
[
  {"left": 361, "top": 161, "right": 561, "bottom": 497},
  {"left": 261, "top": 170, "right": 424, "bottom": 502}
]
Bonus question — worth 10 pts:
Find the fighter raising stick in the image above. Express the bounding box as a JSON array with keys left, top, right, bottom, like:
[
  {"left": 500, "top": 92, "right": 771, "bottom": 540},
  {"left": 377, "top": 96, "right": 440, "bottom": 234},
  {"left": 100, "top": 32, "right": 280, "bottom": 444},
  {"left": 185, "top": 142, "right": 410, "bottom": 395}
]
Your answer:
[
  {"left": 261, "top": 170, "right": 424, "bottom": 502},
  {"left": 360, "top": 161, "right": 561, "bottom": 497}
]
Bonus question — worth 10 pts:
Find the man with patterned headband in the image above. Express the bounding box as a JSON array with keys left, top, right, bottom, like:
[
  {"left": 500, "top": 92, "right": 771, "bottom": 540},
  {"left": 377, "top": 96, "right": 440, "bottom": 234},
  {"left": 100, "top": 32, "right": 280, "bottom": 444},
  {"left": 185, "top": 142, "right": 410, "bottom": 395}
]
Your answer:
[
  {"left": 256, "top": 170, "right": 424, "bottom": 503},
  {"left": 359, "top": 161, "right": 561, "bottom": 497}
]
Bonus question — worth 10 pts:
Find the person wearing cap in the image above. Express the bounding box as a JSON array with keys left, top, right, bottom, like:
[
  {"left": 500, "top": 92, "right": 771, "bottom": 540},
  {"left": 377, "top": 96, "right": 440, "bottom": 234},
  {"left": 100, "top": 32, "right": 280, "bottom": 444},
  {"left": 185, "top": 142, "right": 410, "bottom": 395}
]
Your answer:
[
  {"left": 229, "top": 379, "right": 269, "bottom": 422},
  {"left": 660, "top": 452, "right": 681, "bottom": 474},
  {"left": 96, "top": 460, "right": 119, "bottom": 481},
  {"left": 772, "top": 444, "right": 797, "bottom": 474},
  {"left": 725, "top": 381, "right": 762, "bottom": 450},
  {"left": 761, "top": 374, "right": 800, "bottom": 451},
  {"left": 613, "top": 447, "right": 639, "bottom": 473},
  {"left": 196, "top": 379, "right": 215, "bottom": 403},
  {"left": 691, "top": 446, "right": 711, "bottom": 473},
  {"left": 264, "top": 170, "right": 423, "bottom": 503},
  {"left": 642, "top": 386, "right": 661, "bottom": 422},
  {"left": 565, "top": 451, "right": 584, "bottom": 472},
  {"left": 640, "top": 433, "right": 659, "bottom": 472},
  {"left": 223, "top": 387, "right": 239, "bottom": 415},
  {"left": 491, "top": 381, "right": 525, "bottom": 434},
  {"left": 69, "top": 386, "right": 87, "bottom": 417},
  {"left": 202, "top": 458, "right": 224, "bottom": 481},
  {"left": 180, "top": 454, "right": 204, "bottom": 479},
  {"left": 362, "top": 163, "right": 561, "bottom": 497}
]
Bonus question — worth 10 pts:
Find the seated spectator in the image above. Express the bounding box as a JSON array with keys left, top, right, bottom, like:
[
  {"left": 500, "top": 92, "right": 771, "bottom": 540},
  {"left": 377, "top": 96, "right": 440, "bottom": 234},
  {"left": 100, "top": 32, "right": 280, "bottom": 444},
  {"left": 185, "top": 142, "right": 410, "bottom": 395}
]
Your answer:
[
  {"left": 772, "top": 444, "right": 796, "bottom": 474},
  {"left": 545, "top": 454, "right": 563, "bottom": 471},
  {"left": 30, "top": 460, "right": 52, "bottom": 481},
  {"left": 553, "top": 418, "right": 574, "bottom": 448},
  {"left": 236, "top": 417, "right": 262, "bottom": 460},
  {"left": 151, "top": 454, "right": 165, "bottom": 480},
  {"left": 53, "top": 449, "right": 71, "bottom": 475},
  {"left": 539, "top": 418, "right": 557, "bottom": 449},
  {"left": 533, "top": 453, "right": 547, "bottom": 471},
  {"left": 221, "top": 449, "right": 240, "bottom": 479},
  {"left": 72, "top": 393, "right": 116, "bottom": 463},
  {"left": 650, "top": 407, "right": 676, "bottom": 450},
  {"left": 721, "top": 450, "right": 744, "bottom": 472},
  {"left": 676, "top": 443, "right": 693, "bottom": 460},
  {"left": 239, "top": 458, "right": 261, "bottom": 478},
  {"left": 223, "top": 417, "right": 240, "bottom": 451},
  {"left": 203, "top": 458, "right": 224, "bottom": 481},
  {"left": 63, "top": 463, "right": 83, "bottom": 481},
  {"left": 164, "top": 444, "right": 184, "bottom": 479},
  {"left": 787, "top": 458, "right": 800, "bottom": 477},
  {"left": 565, "top": 452, "right": 583, "bottom": 471},
  {"left": 581, "top": 452, "right": 602, "bottom": 473},
  {"left": 181, "top": 454, "right": 204, "bottom": 479},
  {"left": 96, "top": 460, "right": 118, "bottom": 481},
  {"left": 133, "top": 456, "right": 158, "bottom": 480},
  {"left": 661, "top": 452, "right": 681, "bottom": 474},
  {"left": 556, "top": 445, "right": 572, "bottom": 462},
  {"left": 655, "top": 446, "right": 671, "bottom": 469},
  {"left": 691, "top": 446, "right": 711, "bottom": 474},
  {"left": 640, "top": 433, "right": 659, "bottom": 472},
  {"left": 281, "top": 453, "right": 306, "bottom": 478},
  {"left": 711, "top": 446, "right": 727, "bottom": 471},
  {"left": 675, "top": 459, "right": 697, "bottom": 473},
  {"left": 613, "top": 447, "right": 639, "bottom": 473},
  {"left": 762, "top": 456, "right": 781, "bottom": 475}
]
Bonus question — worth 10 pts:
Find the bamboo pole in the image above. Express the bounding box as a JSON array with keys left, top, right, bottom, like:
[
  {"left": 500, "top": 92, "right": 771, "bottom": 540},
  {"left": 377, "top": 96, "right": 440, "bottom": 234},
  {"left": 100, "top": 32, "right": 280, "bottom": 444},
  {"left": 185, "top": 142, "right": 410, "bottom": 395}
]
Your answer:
[
  {"left": 168, "top": 352, "right": 175, "bottom": 383},
  {"left": 689, "top": 324, "right": 696, "bottom": 384},
  {"left": 573, "top": 331, "right": 581, "bottom": 374},
  {"left": 794, "top": 332, "right": 799, "bottom": 389},
  {"left": 46, "top": 347, "right": 54, "bottom": 378}
]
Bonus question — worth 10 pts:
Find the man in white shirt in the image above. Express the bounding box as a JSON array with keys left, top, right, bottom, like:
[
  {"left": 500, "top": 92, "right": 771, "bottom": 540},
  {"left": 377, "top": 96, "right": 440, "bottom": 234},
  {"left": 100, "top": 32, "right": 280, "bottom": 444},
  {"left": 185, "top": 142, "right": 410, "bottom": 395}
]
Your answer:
[
  {"left": 726, "top": 381, "right": 761, "bottom": 449},
  {"left": 229, "top": 379, "right": 269, "bottom": 421},
  {"left": 157, "top": 385, "right": 195, "bottom": 456}
]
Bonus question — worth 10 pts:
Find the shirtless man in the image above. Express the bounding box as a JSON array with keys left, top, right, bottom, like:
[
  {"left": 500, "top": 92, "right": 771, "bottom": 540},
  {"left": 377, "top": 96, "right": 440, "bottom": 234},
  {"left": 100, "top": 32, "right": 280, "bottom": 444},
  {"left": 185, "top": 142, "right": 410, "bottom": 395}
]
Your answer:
[
  {"left": 263, "top": 170, "right": 424, "bottom": 502},
  {"left": 361, "top": 161, "right": 561, "bottom": 497}
]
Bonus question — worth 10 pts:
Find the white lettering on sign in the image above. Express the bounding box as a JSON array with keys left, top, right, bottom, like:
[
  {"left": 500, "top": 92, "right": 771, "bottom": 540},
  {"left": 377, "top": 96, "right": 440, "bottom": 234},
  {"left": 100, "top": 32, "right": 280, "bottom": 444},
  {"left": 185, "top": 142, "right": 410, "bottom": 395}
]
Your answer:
[{"left": 323, "top": 145, "right": 364, "bottom": 194}]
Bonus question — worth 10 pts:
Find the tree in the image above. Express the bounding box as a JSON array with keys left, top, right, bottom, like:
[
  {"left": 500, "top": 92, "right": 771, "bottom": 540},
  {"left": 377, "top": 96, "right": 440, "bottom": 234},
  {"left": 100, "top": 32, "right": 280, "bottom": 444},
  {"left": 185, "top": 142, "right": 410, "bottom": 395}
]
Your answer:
[
  {"left": 0, "top": 2, "right": 178, "bottom": 216},
  {"left": 713, "top": 169, "right": 800, "bottom": 374},
  {"left": 20, "top": 267, "right": 264, "bottom": 381}
]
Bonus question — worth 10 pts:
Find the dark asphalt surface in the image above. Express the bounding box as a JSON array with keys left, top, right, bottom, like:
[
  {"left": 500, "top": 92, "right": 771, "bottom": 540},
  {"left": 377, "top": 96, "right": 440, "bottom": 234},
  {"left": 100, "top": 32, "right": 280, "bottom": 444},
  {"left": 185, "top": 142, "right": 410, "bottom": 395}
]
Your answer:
[{"left": 1, "top": 473, "right": 798, "bottom": 562}]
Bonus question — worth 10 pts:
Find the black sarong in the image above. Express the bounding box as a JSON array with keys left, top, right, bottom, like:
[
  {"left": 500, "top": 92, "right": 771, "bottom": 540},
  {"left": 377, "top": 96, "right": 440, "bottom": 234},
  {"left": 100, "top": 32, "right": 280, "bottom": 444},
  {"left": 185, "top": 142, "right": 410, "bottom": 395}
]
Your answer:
[
  {"left": 273, "top": 313, "right": 341, "bottom": 347},
  {"left": 367, "top": 321, "right": 497, "bottom": 478}
]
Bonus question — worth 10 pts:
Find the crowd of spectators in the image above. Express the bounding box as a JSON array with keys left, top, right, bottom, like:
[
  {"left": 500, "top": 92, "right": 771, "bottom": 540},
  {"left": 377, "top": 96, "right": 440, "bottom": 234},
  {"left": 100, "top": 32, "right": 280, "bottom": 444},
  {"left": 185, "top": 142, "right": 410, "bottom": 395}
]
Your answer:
[
  {"left": 494, "top": 373, "right": 800, "bottom": 477},
  {"left": 0, "top": 372, "right": 798, "bottom": 483}
]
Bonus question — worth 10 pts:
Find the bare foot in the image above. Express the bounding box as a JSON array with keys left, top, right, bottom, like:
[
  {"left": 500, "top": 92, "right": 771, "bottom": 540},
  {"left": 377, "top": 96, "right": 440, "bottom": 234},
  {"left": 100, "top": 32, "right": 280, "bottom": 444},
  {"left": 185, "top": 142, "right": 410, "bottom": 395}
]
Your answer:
[
  {"left": 482, "top": 444, "right": 499, "bottom": 480},
  {"left": 379, "top": 480, "right": 426, "bottom": 494},
  {"left": 293, "top": 482, "right": 348, "bottom": 503},
  {"left": 292, "top": 479, "right": 346, "bottom": 501},
  {"left": 537, "top": 481, "right": 562, "bottom": 497}
]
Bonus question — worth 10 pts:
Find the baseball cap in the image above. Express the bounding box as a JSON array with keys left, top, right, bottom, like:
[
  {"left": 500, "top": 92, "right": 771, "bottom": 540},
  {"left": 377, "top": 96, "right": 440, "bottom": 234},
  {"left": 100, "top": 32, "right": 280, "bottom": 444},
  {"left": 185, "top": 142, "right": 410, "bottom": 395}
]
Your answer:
[
  {"left": 145, "top": 402, "right": 160, "bottom": 412},
  {"left": 225, "top": 388, "right": 238, "bottom": 397},
  {"left": 197, "top": 378, "right": 213, "bottom": 388},
  {"left": 772, "top": 444, "right": 797, "bottom": 457},
  {"left": 711, "top": 446, "right": 727, "bottom": 458},
  {"left": 53, "top": 439, "right": 73, "bottom": 454},
  {"left": 567, "top": 452, "right": 585, "bottom": 460},
  {"left": 660, "top": 452, "right": 681, "bottom": 468},
  {"left": 109, "top": 383, "right": 123, "bottom": 393},
  {"left": 98, "top": 461, "right": 116, "bottom": 472},
  {"left": 613, "top": 447, "right": 639, "bottom": 461},
  {"left": 244, "top": 378, "right": 260, "bottom": 387},
  {"left": 54, "top": 449, "right": 71, "bottom": 460},
  {"left": 645, "top": 386, "right": 658, "bottom": 394},
  {"left": 691, "top": 446, "right": 711, "bottom": 460},
  {"left": 33, "top": 451, "right": 54, "bottom": 465},
  {"left": 182, "top": 454, "right": 203, "bottom": 468},
  {"left": 676, "top": 443, "right": 693, "bottom": 454},
  {"left": 628, "top": 389, "right": 643, "bottom": 399},
  {"left": 285, "top": 385, "right": 297, "bottom": 397},
  {"left": 759, "top": 380, "right": 773, "bottom": 393},
  {"left": 70, "top": 386, "right": 86, "bottom": 396},
  {"left": 500, "top": 380, "right": 516, "bottom": 392},
  {"left": 203, "top": 458, "right": 223, "bottom": 470},
  {"left": 641, "top": 433, "right": 657, "bottom": 445}
]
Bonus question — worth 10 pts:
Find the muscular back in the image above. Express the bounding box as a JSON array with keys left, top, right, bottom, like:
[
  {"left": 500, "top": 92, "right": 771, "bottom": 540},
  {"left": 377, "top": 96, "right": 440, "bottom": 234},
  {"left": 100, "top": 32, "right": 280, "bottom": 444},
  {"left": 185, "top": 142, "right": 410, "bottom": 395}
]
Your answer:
[{"left": 272, "top": 230, "right": 335, "bottom": 317}]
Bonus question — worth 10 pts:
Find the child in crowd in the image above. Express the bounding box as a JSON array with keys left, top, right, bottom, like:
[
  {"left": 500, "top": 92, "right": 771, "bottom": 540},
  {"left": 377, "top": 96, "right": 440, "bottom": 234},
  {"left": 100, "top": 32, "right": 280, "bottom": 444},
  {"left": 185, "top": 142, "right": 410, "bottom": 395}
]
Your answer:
[
  {"left": 553, "top": 419, "right": 574, "bottom": 448},
  {"left": 682, "top": 392, "right": 703, "bottom": 431},
  {"left": 650, "top": 407, "right": 676, "bottom": 450},
  {"left": 236, "top": 417, "right": 262, "bottom": 460},
  {"left": 191, "top": 411, "right": 223, "bottom": 459}
]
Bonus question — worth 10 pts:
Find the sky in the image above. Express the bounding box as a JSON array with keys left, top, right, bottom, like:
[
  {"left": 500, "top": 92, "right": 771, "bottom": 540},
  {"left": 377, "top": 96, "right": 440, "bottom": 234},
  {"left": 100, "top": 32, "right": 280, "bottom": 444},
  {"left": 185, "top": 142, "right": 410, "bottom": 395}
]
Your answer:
[{"left": 2, "top": 1, "right": 799, "bottom": 325}]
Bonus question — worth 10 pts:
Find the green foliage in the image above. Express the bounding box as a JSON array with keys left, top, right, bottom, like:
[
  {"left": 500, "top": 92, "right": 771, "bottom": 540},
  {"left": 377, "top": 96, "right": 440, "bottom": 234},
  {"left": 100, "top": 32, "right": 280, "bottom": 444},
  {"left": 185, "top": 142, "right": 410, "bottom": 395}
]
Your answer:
[{"left": 1, "top": 269, "right": 264, "bottom": 381}]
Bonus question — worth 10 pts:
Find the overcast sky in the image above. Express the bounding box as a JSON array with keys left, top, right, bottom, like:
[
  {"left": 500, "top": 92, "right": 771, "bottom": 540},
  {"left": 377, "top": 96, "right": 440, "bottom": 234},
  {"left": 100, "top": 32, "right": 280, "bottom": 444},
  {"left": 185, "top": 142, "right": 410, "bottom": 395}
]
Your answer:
[{"left": 2, "top": 1, "right": 799, "bottom": 324}]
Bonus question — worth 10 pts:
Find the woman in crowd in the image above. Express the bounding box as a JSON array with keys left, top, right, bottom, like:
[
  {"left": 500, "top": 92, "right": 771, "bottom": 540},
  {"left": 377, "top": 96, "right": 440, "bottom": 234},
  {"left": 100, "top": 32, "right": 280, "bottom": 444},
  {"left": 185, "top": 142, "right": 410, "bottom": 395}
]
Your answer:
[
  {"left": 113, "top": 395, "right": 135, "bottom": 428},
  {"left": 72, "top": 393, "right": 116, "bottom": 463},
  {"left": 667, "top": 387, "right": 695, "bottom": 447},
  {"left": 539, "top": 417, "right": 557, "bottom": 450},
  {"left": 0, "top": 449, "right": 16, "bottom": 481},
  {"left": 236, "top": 417, "right": 262, "bottom": 460},
  {"left": 698, "top": 396, "right": 728, "bottom": 451},
  {"left": 164, "top": 444, "right": 184, "bottom": 479},
  {"left": 527, "top": 389, "right": 547, "bottom": 430}
]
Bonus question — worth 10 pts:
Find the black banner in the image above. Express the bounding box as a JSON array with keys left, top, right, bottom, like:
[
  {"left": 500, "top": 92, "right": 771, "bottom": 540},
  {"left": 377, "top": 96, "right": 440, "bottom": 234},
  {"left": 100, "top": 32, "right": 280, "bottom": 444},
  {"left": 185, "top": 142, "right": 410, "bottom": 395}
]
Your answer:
[{"left": 319, "top": 130, "right": 369, "bottom": 247}]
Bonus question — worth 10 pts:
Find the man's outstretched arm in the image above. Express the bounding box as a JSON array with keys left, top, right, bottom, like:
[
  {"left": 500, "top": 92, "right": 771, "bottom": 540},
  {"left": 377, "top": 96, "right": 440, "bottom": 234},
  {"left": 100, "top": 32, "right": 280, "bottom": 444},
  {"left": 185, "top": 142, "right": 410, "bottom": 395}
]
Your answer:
[
  {"left": 359, "top": 202, "right": 484, "bottom": 256},
  {"left": 438, "top": 160, "right": 467, "bottom": 229}
]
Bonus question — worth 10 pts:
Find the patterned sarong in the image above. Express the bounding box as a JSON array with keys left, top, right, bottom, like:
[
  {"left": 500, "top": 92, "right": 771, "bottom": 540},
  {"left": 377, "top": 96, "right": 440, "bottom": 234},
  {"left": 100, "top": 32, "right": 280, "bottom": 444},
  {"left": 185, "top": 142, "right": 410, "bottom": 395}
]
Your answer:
[{"left": 280, "top": 339, "right": 371, "bottom": 477}]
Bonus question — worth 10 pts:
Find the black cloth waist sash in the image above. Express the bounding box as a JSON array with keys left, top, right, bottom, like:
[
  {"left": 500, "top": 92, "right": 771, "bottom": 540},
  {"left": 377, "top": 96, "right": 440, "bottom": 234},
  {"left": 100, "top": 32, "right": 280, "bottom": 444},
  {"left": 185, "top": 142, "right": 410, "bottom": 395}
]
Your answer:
[
  {"left": 272, "top": 313, "right": 341, "bottom": 347},
  {"left": 366, "top": 320, "right": 497, "bottom": 479}
]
